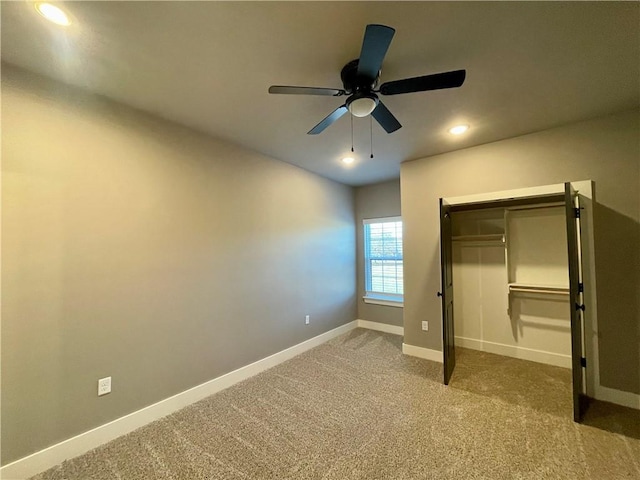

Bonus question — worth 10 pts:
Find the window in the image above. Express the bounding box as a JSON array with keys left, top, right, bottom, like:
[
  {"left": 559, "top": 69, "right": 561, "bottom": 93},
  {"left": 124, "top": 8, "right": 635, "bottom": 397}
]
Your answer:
[{"left": 363, "top": 216, "right": 403, "bottom": 307}]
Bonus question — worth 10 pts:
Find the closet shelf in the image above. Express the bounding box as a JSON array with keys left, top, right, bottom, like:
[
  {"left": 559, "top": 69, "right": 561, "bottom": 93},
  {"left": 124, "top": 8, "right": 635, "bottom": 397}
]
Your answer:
[
  {"left": 452, "top": 234, "right": 505, "bottom": 245},
  {"left": 508, "top": 283, "right": 569, "bottom": 295}
]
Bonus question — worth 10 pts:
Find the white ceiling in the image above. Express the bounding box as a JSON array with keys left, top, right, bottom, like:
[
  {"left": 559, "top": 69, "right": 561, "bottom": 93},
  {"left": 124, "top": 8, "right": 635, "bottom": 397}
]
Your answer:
[{"left": 2, "top": 1, "right": 638, "bottom": 186}]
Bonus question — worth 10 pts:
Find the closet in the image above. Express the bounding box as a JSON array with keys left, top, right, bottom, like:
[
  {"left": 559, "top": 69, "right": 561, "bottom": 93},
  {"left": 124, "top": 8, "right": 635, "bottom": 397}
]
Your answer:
[
  {"left": 438, "top": 181, "right": 595, "bottom": 422},
  {"left": 451, "top": 204, "right": 572, "bottom": 369}
]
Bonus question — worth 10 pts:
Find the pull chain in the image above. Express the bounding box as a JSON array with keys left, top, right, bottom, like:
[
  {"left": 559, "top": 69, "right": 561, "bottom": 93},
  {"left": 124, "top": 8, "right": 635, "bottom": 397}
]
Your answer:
[
  {"left": 370, "top": 115, "right": 374, "bottom": 159},
  {"left": 350, "top": 114, "right": 354, "bottom": 153}
]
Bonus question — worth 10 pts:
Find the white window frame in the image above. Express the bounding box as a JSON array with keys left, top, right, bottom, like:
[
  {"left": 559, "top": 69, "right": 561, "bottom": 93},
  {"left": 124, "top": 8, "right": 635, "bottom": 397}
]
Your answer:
[{"left": 363, "top": 216, "right": 404, "bottom": 308}]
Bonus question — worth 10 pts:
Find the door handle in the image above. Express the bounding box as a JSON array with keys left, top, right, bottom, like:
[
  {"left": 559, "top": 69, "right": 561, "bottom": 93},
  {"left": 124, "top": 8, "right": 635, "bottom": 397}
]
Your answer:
[{"left": 437, "top": 292, "right": 443, "bottom": 297}]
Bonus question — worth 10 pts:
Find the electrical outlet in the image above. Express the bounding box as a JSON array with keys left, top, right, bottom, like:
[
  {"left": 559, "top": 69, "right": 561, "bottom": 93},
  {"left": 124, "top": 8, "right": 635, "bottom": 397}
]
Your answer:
[
  {"left": 421, "top": 321, "right": 429, "bottom": 331},
  {"left": 305, "top": 315, "right": 310, "bottom": 325},
  {"left": 98, "top": 376, "right": 111, "bottom": 396}
]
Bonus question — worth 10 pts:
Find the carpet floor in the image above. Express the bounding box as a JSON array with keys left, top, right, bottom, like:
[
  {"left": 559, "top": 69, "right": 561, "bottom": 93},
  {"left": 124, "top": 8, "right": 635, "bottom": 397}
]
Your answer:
[{"left": 31, "top": 328, "right": 640, "bottom": 479}]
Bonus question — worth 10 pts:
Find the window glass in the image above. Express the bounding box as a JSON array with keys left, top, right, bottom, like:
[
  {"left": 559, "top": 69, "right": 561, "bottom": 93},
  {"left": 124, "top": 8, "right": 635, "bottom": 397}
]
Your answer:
[{"left": 364, "top": 217, "right": 403, "bottom": 300}]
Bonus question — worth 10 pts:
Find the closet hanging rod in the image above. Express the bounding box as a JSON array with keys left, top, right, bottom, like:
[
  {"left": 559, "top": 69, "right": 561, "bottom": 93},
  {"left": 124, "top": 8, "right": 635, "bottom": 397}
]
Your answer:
[
  {"left": 452, "top": 234, "right": 505, "bottom": 242},
  {"left": 508, "top": 285, "right": 569, "bottom": 295},
  {"left": 505, "top": 202, "right": 564, "bottom": 212}
]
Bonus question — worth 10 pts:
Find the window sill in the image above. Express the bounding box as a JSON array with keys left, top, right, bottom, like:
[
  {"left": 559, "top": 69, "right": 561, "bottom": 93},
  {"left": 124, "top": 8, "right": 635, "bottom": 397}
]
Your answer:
[{"left": 363, "top": 295, "right": 404, "bottom": 308}]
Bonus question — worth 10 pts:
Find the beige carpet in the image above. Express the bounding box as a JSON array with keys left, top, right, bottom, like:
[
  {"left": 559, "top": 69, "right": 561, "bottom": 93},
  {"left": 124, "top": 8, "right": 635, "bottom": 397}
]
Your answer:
[{"left": 31, "top": 328, "right": 640, "bottom": 479}]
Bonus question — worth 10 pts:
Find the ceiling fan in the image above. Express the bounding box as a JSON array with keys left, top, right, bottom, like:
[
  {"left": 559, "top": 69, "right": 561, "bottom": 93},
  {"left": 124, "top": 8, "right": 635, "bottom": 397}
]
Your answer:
[{"left": 269, "top": 24, "right": 466, "bottom": 135}]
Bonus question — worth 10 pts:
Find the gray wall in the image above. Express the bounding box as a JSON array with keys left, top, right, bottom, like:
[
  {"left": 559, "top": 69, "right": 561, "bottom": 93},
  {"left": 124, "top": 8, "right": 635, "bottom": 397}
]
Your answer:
[
  {"left": 1, "top": 66, "right": 357, "bottom": 465},
  {"left": 401, "top": 109, "right": 640, "bottom": 395},
  {"left": 355, "top": 180, "right": 403, "bottom": 327}
]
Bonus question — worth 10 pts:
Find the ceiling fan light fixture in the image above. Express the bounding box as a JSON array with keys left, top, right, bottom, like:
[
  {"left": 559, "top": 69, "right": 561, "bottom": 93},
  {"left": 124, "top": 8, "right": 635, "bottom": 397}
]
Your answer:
[
  {"left": 347, "top": 94, "right": 378, "bottom": 118},
  {"left": 341, "top": 156, "right": 355, "bottom": 165}
]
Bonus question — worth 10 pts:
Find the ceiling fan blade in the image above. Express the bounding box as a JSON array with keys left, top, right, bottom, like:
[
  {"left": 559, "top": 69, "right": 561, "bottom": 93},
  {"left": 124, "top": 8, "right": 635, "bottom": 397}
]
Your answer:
[
  {"left": 307, "top": 105, "right": 348, "bottom": 135},
  {"left": 380, "top": 69, "right": 466, "bottom": 96},
  {"left": 371, "top": 101, "right": 401, "bottom": 133},
  {"left": 269, "top": 86, "right": 345, "bottom": 96},
  {"left": 357, "top": 24, "right": 396, "bottom": 81}
]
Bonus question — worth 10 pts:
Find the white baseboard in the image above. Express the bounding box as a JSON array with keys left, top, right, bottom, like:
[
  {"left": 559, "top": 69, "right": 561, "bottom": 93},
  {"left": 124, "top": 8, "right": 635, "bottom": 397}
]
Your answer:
[
  {"left": 358, "top": 320, "right": 444, "bottom": 362},
  {"left": 356, "top": 322, "right": 640, "bottom": 411},
  {"left": 455, "top": 336, "right": 572, "bottom": 369},
  {"left": 595, "top": 384, "right": 640, "bottom": 410},
  {"left": 356, "top": 320, "right": 442, "bottom": 363},
  {"left": 356, "top": 323, "right": 639, "bottom": 411},
  {"left": 456, "top": 337, "right": 639, "bottom": 410},
  {"left": 0, "top": 321, "right": 358, "bottom": 480},
  {"left": 356, "top": 319, "right": 404, "bottom": 336},
  {"left": 402, "top": 343, "right": 443, "bottom": 363}
]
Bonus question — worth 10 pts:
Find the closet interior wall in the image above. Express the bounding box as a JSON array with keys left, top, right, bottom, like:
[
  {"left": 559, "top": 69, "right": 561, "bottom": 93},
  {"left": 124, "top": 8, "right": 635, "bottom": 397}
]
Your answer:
[{"left": 451, "top": 205, "right": 572, "bottom": 368}]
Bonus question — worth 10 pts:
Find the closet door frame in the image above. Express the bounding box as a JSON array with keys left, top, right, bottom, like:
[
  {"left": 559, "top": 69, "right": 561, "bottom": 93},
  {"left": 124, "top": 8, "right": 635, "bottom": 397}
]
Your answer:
[
  {"left": 439, "top": 181, "right": 594, "bottom": 422},
  {"left": 565, "top": 182, "right": 589, "bottom": 421}
]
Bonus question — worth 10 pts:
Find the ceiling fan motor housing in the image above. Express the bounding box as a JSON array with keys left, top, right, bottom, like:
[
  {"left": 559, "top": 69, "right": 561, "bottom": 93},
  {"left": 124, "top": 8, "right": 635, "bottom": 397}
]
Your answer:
[{"left": 340, "top": 59, "right": 377, "bottom": 94}]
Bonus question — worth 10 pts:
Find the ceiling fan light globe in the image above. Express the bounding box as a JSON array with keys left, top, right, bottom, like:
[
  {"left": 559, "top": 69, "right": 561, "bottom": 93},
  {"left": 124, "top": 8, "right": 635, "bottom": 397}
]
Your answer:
[{"left": 348, "top": 97, "right": 377, "bottom": 117}]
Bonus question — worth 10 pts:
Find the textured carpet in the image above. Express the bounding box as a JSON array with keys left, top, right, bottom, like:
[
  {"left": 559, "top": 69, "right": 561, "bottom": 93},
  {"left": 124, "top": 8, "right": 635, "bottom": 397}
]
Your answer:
[{"left": 31, "top": 328, "right": 640, "bottom": 479}]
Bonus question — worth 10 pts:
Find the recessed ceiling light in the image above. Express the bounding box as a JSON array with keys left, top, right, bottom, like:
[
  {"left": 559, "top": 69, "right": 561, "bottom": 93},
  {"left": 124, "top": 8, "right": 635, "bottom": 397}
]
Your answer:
[
  {"left": 35, "top": 3, "right": 71, "bottom": 26},
  {"left": 341, "top": 156, "right": 355, "bottom": 165},
  {"left": 448, "top": 124, "right": 469, "bottom": 135}
]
